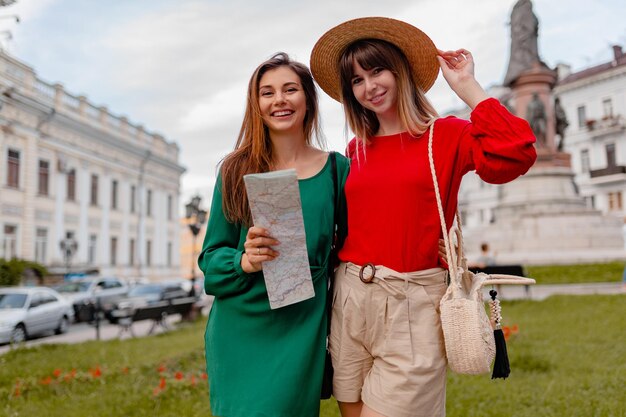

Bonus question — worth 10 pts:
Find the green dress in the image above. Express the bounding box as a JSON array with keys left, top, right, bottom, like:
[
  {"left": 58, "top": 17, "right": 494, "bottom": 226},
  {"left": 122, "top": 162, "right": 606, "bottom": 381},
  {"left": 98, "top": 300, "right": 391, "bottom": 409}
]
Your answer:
[{"left": 199, "top": 154, "right": 349, "bottom": 417}]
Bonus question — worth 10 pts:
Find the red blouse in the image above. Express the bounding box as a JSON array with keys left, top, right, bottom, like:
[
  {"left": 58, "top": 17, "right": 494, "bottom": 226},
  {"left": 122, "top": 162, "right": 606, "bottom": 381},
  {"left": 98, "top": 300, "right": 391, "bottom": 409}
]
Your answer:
[{"left": 338, "top": 98, "right": 537, "bottom": 272}]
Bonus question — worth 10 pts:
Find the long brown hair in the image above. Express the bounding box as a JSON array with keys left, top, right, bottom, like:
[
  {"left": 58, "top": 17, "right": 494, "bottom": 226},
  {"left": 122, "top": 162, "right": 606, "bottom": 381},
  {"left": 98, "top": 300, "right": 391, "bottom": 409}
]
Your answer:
[
  {"left": 339, "top": 39, "right": 438, "bottom": 142},
  {"left": 220, "top": 52, "right": 323, "bottom": 225}
]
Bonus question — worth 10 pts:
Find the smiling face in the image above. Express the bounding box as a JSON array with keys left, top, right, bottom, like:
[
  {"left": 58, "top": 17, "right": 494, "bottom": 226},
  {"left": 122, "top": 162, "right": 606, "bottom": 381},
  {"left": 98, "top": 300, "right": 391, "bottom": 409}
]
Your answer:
[
  {"left": 350, "top": 60, "right": 398, "bottom": 118},
  {"left": 258, "top": 66, "right": 307, "bottom": 136}
]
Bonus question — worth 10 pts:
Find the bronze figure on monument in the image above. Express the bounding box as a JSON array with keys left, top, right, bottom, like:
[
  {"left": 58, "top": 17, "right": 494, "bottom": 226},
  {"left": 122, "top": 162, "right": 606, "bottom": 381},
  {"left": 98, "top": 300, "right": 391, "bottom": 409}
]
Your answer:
[
  {"left": 526, "top": 92, "right": 547, "bottom": 147},
  {"left": 554, "top": 97, "right": 569, "bottom": 151}
]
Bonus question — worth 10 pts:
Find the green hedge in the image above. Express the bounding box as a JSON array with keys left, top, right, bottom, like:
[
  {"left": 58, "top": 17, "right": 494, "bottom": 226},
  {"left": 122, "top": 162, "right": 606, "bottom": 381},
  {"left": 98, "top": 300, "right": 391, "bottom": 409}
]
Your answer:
[{"left": 0, "top": 258, "right": 48, "bottom": 286}]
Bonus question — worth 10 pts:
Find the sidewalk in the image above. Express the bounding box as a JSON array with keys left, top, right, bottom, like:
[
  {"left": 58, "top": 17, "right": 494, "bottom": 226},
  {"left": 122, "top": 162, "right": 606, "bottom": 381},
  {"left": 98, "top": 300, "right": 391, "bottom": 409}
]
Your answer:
[
  {"left": 482, "top": 282, "right": 625, "bottom": 301},
  {"left": 0, "top": 315, "right": 185, "bottom": 356}
]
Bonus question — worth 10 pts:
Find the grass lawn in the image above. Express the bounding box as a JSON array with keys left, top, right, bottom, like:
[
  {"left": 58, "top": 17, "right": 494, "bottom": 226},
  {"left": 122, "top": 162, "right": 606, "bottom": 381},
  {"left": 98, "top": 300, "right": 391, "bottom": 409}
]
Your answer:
[
  {"left": 525, "top": 261, "right": 625, "bottom": 284},
  {"left": 1, "top": 294, "right": 625, "bottom": 417}
]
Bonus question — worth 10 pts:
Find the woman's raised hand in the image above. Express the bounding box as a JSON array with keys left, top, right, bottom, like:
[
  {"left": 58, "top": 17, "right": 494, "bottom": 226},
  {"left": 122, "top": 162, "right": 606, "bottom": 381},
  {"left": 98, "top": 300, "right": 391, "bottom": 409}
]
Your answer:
[
  {"left": 241, "top": 226, "right": 280, "bottom": 273},
  {"left": 436, "top": 48, "right": 489, "bottom": 109}
]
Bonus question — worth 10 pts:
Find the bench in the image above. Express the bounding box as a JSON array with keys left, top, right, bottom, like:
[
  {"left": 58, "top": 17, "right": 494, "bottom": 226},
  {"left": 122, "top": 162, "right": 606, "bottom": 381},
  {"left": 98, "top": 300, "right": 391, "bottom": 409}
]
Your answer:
[{"left": 115, "top": 297, "right": 197, "bottom": 338}]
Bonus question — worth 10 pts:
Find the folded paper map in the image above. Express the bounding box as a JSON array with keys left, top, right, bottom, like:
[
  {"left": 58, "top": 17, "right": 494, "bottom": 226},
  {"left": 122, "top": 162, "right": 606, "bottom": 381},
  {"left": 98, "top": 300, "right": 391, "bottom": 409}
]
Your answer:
[{"left": 243, "top": 169, "right": 314, "bottom": 309}]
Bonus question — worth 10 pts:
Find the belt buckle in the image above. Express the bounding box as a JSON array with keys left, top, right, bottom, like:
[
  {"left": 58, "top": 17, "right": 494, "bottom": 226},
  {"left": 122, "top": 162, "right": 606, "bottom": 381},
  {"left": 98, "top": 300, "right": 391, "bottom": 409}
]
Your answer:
[{"left": 359, "top": 263, "right": 376, "bottom": 283}]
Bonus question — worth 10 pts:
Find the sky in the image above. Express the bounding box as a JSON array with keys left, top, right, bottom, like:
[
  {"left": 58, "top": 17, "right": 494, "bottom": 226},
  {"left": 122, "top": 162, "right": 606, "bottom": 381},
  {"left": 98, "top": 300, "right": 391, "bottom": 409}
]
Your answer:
[{"left": 2, "top": 0, "right": 625, "bottom": 212}]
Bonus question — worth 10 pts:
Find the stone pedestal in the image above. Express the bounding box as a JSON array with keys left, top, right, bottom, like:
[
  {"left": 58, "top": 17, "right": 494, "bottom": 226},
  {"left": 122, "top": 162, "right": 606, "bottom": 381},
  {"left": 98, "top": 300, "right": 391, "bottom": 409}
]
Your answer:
[{"left": 466, "top": 166, "right": 625, "bottom": 265}]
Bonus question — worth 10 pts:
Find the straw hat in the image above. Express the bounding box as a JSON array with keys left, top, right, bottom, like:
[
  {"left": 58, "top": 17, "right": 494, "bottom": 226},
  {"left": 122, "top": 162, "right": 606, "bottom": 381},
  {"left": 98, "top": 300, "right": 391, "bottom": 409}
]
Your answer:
[{"left": 310, "top": 17, "right": 439, "bottom": 102}]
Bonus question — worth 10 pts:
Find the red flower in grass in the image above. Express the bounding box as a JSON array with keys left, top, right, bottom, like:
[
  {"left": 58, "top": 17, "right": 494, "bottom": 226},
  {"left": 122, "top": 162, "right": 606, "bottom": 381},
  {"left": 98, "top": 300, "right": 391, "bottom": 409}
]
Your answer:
[
  {"left": 121, "top": 367, "right": 129, "bottom": 375},
  {"left": 159, "top": 377, "right": 166, "bottom": 390},
  {"left": 201, "top": 372, "right": 208, "bottom": 381},
  {"left": 157, "top": 364, "right": 166, "bottom": 374},
  {"left": 90, "top": 366, "right": 102, "bottom": 378},
  {"left": 13, "top": 381, "right": 21, "bottom": 397},
  {"left": 40, "top": 376, "right": 53, "bottom": 386},
  {"left": 502, "top": 326, "right": 512, "bottom": 341},
  {"left": 175, "top": 371, "right": 184, "bottom": 381},
  {"left": 190, "top": 375, "right": 197, "bottom": 386},
  {"left": 53, "top": 369, "right": 62, "bottom": 378},
  {"left": 511, "top": 324, "right": 519, "bottom": 334}
]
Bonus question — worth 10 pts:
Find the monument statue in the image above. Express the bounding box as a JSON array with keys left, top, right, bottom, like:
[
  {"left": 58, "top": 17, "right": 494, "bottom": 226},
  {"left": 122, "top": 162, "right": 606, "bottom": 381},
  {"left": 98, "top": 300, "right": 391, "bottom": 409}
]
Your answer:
[
  {"left": 526, "top": 92, "right": 546, "bottom": 147},
  {"left": 554, "top": 97, "right": 569, "bottom": 151},
  {"left": 504, "top": 0, "right": 545, "bottom": 86}
]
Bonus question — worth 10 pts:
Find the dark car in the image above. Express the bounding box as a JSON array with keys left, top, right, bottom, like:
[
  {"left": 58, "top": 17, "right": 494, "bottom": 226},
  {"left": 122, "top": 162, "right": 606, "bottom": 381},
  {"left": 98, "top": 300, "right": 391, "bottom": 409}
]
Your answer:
[
  {"left": 55, "top": 277, "right": 128, "bottom": 322},
  {"left": 107, "top": 282, "right": 189, "bottom": 323}
]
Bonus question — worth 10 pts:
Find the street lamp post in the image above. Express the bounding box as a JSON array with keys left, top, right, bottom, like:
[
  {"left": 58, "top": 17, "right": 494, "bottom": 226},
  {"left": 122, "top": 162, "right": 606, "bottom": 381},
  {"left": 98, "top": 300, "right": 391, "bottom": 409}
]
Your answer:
[
  {"left": 185, "top": 195, "right": 207, "bottom": 297},
  {"left": 59, "top": 233, "right": 78, "bottom": 280}
]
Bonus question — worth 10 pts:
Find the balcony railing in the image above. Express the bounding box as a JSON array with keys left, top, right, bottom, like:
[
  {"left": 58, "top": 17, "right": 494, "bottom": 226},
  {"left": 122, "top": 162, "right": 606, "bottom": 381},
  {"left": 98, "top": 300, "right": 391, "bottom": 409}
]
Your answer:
[{"left": 589, "top": 165, "right": 626, "bottom": 178}]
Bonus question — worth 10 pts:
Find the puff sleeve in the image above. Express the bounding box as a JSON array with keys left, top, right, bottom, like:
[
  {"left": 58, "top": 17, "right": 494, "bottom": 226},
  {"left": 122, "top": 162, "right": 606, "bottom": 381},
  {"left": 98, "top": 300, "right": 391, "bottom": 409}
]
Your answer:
[{"left": 197, "top": 174, "right": 257, "bottom": 298}]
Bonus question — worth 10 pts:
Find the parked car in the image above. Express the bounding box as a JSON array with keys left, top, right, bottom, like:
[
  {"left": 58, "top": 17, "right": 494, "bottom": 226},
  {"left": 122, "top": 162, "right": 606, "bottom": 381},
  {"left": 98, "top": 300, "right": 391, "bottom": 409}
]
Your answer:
[
  {"left": 55, "top": 277, "right": 128, "bottom": 322},
  {"left": 108, "top": 281, "right": 190, "bottom": 323},
  {"left": 0, "top": 287, "right": 74, "bottom": 345}
]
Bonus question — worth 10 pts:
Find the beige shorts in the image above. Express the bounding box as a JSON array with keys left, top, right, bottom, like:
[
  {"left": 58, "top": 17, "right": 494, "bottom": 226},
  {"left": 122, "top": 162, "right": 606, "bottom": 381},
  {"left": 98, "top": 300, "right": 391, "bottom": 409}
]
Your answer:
[{"left": 330, "top": 262, "right": 448, "bottom": 417}]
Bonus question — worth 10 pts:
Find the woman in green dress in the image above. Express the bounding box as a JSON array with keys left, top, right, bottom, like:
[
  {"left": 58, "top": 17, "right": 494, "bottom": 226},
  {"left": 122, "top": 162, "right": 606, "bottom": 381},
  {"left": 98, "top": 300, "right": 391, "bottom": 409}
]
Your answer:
[{"left": 198, "top": 52, "right": 349, "bottom": 417}]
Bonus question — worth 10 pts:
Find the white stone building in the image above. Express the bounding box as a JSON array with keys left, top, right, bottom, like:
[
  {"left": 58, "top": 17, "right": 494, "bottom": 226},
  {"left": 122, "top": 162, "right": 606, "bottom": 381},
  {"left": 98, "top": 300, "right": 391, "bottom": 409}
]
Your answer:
[
  {"left": 553, "top": 45, "right": 626, "bottom": 232},
  {"left": 0, "top": 51, "right": 185, "bottom": 281}
]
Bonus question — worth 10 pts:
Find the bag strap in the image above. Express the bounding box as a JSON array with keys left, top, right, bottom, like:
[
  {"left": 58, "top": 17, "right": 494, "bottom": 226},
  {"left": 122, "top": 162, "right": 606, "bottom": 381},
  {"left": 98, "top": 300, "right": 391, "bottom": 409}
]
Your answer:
[
  {"left": 427, "top": 121, "right": 460, "bottom": 287},
  {"left": 326, "top": 151, "right": 338, "bottom": 336}
]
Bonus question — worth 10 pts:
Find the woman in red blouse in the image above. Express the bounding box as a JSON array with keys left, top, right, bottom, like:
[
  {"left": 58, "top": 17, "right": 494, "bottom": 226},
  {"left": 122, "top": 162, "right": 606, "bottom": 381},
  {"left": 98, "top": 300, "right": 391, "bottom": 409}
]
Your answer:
[{"left": 310, "top": 17, "right": 536, "bottom": 417}]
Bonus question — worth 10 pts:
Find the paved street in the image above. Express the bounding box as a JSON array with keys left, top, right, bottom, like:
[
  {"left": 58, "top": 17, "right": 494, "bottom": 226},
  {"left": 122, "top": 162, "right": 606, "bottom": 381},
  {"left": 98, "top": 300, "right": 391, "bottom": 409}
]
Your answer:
[
  {"left": 482, "top": 281, "right": 625, "bottom": 301},
  {"left": 0, "top": 313, "right": 191, "bottom": 356}
]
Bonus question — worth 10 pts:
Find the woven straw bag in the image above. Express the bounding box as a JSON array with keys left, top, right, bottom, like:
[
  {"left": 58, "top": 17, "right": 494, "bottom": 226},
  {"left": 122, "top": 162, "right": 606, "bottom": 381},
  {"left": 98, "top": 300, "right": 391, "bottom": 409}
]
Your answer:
[{"left": 427, "top": 121, "right": 535, "bottom": 375}]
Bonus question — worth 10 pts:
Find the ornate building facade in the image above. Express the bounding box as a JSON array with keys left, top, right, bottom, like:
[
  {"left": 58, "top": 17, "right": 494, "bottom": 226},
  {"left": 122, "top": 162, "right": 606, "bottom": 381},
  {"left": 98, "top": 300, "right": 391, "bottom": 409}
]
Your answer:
[
  {"left": 0, "top": 51, "right": 186, "bottom": 280},
  {"left": 553, "top": 45, "right": 626, "bottom": 223}
]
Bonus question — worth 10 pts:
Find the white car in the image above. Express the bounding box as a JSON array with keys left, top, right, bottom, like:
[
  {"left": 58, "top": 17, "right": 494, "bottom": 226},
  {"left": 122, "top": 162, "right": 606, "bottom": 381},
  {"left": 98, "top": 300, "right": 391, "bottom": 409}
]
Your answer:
[{"left": 0, "top": 287, "right": 74, "bottom": 345}]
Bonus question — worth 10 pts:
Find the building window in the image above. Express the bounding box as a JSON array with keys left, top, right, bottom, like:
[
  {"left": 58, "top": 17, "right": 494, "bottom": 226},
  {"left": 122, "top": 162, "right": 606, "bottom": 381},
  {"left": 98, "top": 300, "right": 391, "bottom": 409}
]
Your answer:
[
  {"left": 35, "top": 228, "right": 48, "bottom": 264},
  {"left": 111, "top": 180, "right": 118, "bottom": 210},
  {"left": 67, "top": 169, "right": 76, "bottom": 201},
  {"left": 167, "top": 241, "right": 172, "bottom": 267},
  {"left": 2, "top": 224, "right": 18, "bottom": 259},
  {"left": 88, "top": 234, "right": 97, "bottom": 265},
  {"left": 147, "top": 189, "right": 152, "bottom": 216},
  {"left": 129, "top": 238, "right": 135, "bottom": 266},
  {"left": 606, "top": 143, "right": 616, "bottom": 167},
  {"left": 146, "top": 240, "right": 152, "bottom": 266},
  {"left": 608, "top": 192, "right": 623, "bottom": 211},
  {"left": 38, "top": 160, "right": 50, "bottom": 196},
  {"left": 580, "top": 149, "right": 590, "bottom": 173},
  {"left": 110, "top": 237, "right": 117, "bottom": 266},
  {"left": 130, "top": 185, "right": 136, "bottom": 213},
  {"left": 577, "top": 105, "right": 586, "bottom": 128},
  {"left": 90, "top": 174, "right": 99, "bottom": 206},
  {"left": 7, "top": 149, "right": 19, "bottom": 188},
  {"left": 167, "top": 195, "right": 173, "bottom": 220},
  {"left": 602, "top": 98, "right": 613, "bottom": 118}
]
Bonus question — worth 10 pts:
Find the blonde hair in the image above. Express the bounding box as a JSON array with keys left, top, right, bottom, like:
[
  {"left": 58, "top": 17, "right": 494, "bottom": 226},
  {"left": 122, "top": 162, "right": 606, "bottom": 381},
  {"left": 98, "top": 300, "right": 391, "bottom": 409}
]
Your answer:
[
  {"left": 220, "top": 52, "right": 324, "bottom": 225},
  {"left": 339, "top": 39, "right": 438, "bottom": 144}
]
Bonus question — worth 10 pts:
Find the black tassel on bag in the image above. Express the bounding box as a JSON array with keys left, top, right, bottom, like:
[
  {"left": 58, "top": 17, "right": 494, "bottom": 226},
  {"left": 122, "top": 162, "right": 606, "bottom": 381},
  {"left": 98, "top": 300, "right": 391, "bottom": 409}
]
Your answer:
[{"left": 490, "top": 289, "right": 511, "bottom": 379}]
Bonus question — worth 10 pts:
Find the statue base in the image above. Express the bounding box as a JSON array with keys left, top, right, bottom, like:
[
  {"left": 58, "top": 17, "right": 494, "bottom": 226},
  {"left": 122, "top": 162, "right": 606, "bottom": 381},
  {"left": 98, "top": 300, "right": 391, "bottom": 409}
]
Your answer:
[{"left": 464, "top": 163, "right": 625, "bottom": 265}]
